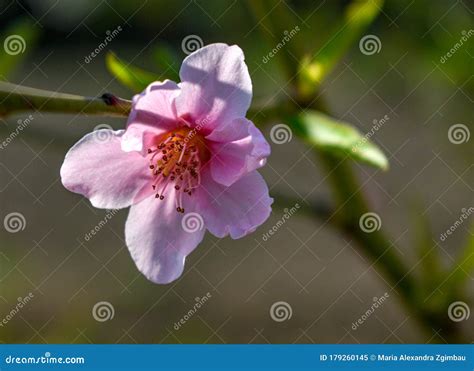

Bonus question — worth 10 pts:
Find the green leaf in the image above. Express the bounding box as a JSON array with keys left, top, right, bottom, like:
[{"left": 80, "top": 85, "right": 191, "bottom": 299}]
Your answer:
[
  {"left": 0, "top": 18, "right": 40, "bottom": 79},
  {"left": 289, "top": 110, "right": 389, "bottom": 170},
  {"left": 106, "top": 52, "right": 160, "bottom": 93},
  {"left": 299, "top": 0, "right": 383, "bottom": 97},
  {"left": 152, "top": 45, "right": 180, "bottom": 81}
]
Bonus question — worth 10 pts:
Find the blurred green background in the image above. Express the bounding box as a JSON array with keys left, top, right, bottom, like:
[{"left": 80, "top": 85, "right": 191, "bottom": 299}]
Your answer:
[{"left": 0, "top": 0, "right": 472, "bottom": 343}]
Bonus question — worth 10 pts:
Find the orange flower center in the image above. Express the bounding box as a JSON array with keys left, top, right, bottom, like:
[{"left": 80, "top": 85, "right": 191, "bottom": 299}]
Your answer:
[{"left": 147, "top": 126, "right": 210, "bottom": 213}]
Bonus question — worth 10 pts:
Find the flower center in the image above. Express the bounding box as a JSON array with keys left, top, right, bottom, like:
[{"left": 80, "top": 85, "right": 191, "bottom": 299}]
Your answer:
[{"left": 146, "top": 126, "right": 209, "bottom": 213}]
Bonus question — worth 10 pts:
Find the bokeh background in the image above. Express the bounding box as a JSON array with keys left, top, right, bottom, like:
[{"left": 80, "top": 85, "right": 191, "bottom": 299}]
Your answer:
[{"left": 0, "top": 0, "right": 472, "bottom": 344}]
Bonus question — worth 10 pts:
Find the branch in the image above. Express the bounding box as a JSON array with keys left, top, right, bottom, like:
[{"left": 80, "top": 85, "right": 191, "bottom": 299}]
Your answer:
[
  {"left": 0, "top": 81, "right": 131, "bottom": 117},
  {"left": 316, "top": 150, "right": 464, "bottom": 343}
]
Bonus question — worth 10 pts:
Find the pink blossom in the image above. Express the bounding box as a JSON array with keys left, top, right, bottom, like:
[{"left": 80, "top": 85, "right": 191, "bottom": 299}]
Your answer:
[{"left": 60, "top": 43, "right": 272, "bottom": 284}]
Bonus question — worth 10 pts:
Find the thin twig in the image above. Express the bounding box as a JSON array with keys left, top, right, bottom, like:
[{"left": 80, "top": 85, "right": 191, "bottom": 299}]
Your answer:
[{"left": 0, "top": 81, "right": 131, "bottom": 118}]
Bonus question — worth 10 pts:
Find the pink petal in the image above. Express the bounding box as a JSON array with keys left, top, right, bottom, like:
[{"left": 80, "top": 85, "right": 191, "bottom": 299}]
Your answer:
[
  {"left": 123, "top": 80, "right": 180, "bottom": 153},
  {"left": 121, "top": 124, "right": 165, "bottom": 155},
  {"left": 196, "top": 169, "right": 273, "bottom": 239},
  {"left": 60, "top": 130, "right": 152, "bottom": 209},
  {"left": 176, "top": 44, "right": 252, "bottom": 133},
  {"left": 125, "top": 191, "right": 205, "bottom": 284},
  {"left": 206, "top": 117, "right": 270, "bottom": 186}
]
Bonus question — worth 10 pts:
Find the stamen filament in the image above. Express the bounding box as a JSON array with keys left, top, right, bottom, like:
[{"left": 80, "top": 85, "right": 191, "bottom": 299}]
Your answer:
[{"left": 146, "top": 127, "right": 208, "bottom": 213}]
